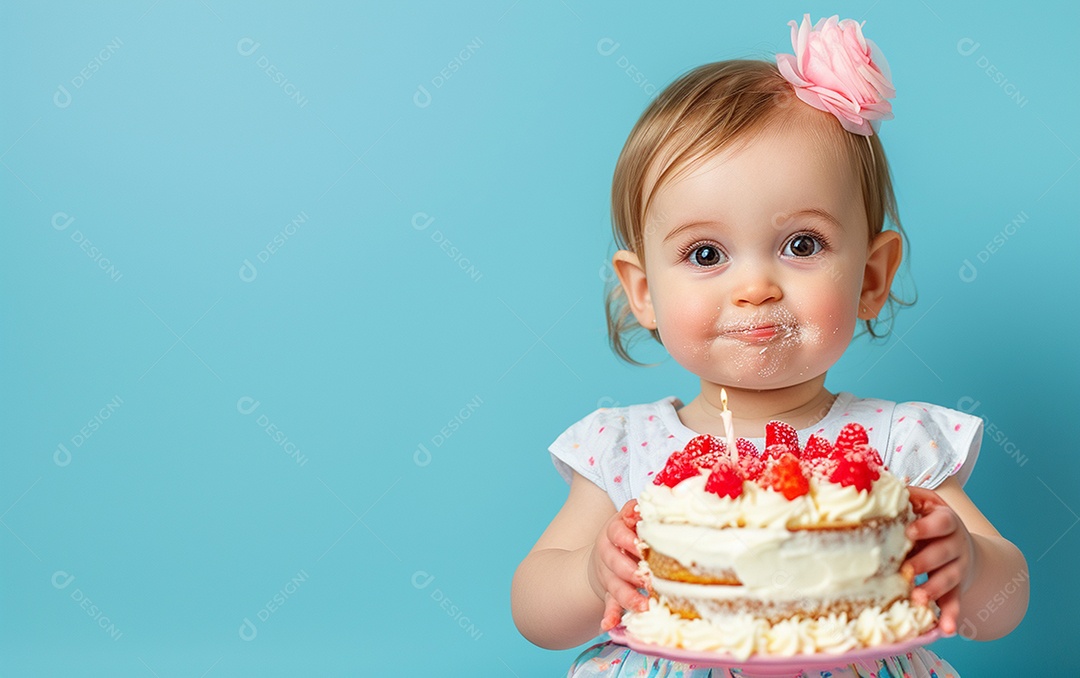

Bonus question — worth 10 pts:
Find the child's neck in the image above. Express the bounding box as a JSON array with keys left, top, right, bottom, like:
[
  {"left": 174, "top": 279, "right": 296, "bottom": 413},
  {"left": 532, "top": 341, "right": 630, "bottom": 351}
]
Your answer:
[{"left": 677, "top": 376, "right": 836, "bottom": 440}]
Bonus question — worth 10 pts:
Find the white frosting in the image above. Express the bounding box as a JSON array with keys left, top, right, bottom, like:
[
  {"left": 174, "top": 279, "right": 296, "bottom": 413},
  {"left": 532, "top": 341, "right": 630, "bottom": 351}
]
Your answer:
[
  {"left": 638, "top": 520, "right": 911, "bottom": 599},
  {"left": 812, "top": 473, "right": 910, "bottom": 523},
  {"left": 855, "top": 606, "right": 897, "bottom": 646},
  {"left": 743, "top": 482, "right": 818, "bottom": 528},
  {"left": 624, "top": 597, "right": 934, "bottom": 657},
  {"left": 638, "top": 475, "right": 745, "bottom": 528},
  {"left": 763, "top": 616, "right": 816, "bottom": 655},
  {"left": 642, "top": 469, "right": 910, "bottom": 528},
  {"left": 650, "top": 572, "right": 910, "bottom": 609},
  {"left": 811, "top": 613, "right": 859, "bottom": 654}
]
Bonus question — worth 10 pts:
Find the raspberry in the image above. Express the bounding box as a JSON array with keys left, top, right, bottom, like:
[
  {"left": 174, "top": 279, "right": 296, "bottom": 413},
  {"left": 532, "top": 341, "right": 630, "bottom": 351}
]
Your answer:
[
  {"left": 828, "top": 452, "right": 880, "bottom": 493},
  {"left": 835, "top": 422, "right": 869, "bottom": 450},
  {"left": 762, "top": 453, "right": 810, "bottom": 500},
  {"left": 684, "top": 434, "right": 724, "bottom": 460},
  {"left": 802, "top": 434, "right": 833, "bottom": 460},
  {"left": 850, "top": 442, "right": 884, "bottom": 470},
  {"left": 765, "top": 421, "right": 800, "bottom": 455},
  {"left": 704, "top": 459, "right": 744, "bottom": 499},
  {"left": 801, "top": 455, "right": 836, "bottom": 479},
  {"left": 739, "top": 452, "right": 765, "bottom": 481},
  {"left": 653, "top": 435, "right": 723, "bottom": 487},
  {"left": 736, "top": 437, "right": 759, "bottom": 459},
  {"left": 764, "top": 443, "right": 794, "bottom": 460},
  {"left": 653, "top": 459, "right": 700, "bottom": 487}
]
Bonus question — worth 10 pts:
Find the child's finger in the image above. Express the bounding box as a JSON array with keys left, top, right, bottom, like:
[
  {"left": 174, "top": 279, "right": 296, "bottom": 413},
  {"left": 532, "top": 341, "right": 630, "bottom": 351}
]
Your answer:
[
  {"left": 608, "top": 577, "right": 648, "bottom": 614},
  {"left": 935, "top": 588, "right": 960, "bottom": 637},
  {"left": 601, "top": 546, "right": 644, "bottom": 585},
  {"left": 600, "top": 594, "right": 624, "bottom": 631},
  {"left": 906, "top": 508, "right": 957, "bottom": 542},
  {"left": 619, "top": 499, "right": 640, "bottom": 528},
  {"left": 608, "top": 520, "right": 640, "bottom": 555},
  {"left": 906, "top": 486, "right": 943, "bottom": 515},
  {"left": 913, "top": 558, "right": 964, "bottom": 608},
  {"left": 904, "top": 538, "right": 960, "bottom": 579}
]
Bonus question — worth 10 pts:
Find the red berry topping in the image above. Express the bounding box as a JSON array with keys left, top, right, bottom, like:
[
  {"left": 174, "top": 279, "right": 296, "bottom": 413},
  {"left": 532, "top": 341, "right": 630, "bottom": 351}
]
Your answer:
[
  {"left": 736, "top": 437, "right": 759, "bottom": 459},
  {"left": 653, "top": 459, "right": 700, "bottom": 487},
  {"left": 684, "top": 434, "right": 724, "bottom": 461},
  {"left": 739, "top": 453, "right": 765, "bottom": 481},
  {"left": 850, "top": 442, "right": 884, "bottom": 470},
  {"left": 762, "top": 453, "right": 810, "bottom": 500},
  {"left": 765, "top": 421, "right": 800, "bottom": 455},
  {"left": 653, "top": 435, "right": 723, "bottom": 487},
  {"left": 801, "top": 455, "right": 836, "bottom": 479},
  {"left": 704, "top": 460, "right": 744, "bottom": 499},
  {"left": 802, "top": 434, "right": 834, "bottom": 460},
  {"left": 828, "top": 452, "right": 880, "bottom": 493},
  {"left": 764, "top": 443, "right": 793, "bottom": 461},
  {"left": 835, "top": 422, "right": 869, "bottom": 450}
]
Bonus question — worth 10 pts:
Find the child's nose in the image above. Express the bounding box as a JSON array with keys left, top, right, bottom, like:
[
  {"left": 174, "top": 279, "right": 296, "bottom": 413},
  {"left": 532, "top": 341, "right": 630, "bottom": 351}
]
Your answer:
[{"left": 730, "top": 268, "right": 783, "bottom": 307}]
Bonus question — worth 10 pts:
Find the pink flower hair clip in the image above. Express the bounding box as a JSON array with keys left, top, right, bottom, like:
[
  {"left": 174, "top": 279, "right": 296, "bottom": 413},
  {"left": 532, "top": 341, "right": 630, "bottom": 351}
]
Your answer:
[{"left": 776, "top": 14, "right": 896, "bottom": 136}]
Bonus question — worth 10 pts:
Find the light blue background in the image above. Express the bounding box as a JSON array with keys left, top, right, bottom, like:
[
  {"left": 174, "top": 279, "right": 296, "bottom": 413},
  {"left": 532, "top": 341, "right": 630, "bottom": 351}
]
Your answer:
[{"left": 2, "top": 1, "right": 1075, "bottom": 675}]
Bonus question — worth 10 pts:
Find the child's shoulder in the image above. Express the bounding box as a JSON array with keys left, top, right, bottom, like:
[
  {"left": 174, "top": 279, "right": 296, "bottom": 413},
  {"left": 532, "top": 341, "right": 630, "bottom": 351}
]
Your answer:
[
  {"left": 842, "top": 393, "right": 984, "bottom": 488},
  {"left": 555, "top": 396, "right": 681, "bottom": 439},
  {"left": 548, "top": 396, "right": 685, "bottom": 497},
  {"left": 842, "top": 393, "right": 979, "bottom": 426}
]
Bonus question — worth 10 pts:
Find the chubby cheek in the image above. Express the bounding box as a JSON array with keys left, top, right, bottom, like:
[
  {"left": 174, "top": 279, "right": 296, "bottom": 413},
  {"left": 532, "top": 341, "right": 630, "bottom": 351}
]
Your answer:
[
  {"left": 652, "top": 285, "right": 721, "bottom": 361},
  {"left": 795, "top": 290, "right": 859, "bottom": 363}
]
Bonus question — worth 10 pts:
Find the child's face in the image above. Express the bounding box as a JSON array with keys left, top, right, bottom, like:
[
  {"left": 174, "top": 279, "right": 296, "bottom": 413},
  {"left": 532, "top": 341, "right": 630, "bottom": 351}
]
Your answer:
[{"left": 627, "top": 123, "right": 875, "bottom": 390}]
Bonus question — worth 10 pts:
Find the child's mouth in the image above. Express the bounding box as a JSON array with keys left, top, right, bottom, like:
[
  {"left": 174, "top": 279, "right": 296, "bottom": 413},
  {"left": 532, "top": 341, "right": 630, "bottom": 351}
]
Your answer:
[{"left": 721, "top": 324, "right": 788, "bottom": 343}]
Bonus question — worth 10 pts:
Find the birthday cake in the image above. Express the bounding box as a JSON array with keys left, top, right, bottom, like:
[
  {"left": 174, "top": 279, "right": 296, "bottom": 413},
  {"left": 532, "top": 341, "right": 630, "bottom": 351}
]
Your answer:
[{"left": 625, "top": 421, "right": 937, "bottom": 658}]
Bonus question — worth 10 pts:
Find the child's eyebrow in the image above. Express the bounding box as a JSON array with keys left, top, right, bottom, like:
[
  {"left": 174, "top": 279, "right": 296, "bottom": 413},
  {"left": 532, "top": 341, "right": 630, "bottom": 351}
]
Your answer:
[
  {"left": 661, "top": 220, "right": 722, "bottom": 245},
  {"left": 784, "top": 208, "right": 844, "bottom": 230}
]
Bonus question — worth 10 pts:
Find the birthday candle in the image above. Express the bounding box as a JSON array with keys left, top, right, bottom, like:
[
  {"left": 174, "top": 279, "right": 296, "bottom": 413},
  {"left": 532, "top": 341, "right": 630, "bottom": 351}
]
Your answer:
[{"left": 720, "top": 388, "right": 736, "bottom": 465}]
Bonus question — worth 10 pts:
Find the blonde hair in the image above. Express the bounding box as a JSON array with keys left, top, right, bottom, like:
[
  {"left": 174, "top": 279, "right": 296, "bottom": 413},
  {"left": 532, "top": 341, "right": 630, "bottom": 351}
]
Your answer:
[{"left": 606, "top": 60, "right": 911, "bottom": 364}]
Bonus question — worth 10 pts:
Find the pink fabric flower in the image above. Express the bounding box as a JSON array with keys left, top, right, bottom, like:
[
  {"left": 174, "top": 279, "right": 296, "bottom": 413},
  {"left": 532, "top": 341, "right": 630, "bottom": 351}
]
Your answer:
[{"left": 776, "top": 14, "right": 895, "bottom": 136}]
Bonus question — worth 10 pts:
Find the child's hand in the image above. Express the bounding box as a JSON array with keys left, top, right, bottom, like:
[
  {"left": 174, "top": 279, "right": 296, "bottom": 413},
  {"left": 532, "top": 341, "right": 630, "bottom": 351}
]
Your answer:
[
  {"left": 904, "top": 486, "right": 976, "bottom": 636},
  {"left": 588, "top": 499, "right": 649, "bottom": 631}
]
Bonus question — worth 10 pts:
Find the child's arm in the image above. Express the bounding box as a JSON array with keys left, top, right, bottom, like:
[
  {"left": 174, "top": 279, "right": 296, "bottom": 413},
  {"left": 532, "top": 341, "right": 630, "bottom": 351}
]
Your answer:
[
  {"left": 512, "top": 472, "right": 648, "bottom": 650},
  {"left": 905, "top": 476, "right": 1029, "bottom": 640}
]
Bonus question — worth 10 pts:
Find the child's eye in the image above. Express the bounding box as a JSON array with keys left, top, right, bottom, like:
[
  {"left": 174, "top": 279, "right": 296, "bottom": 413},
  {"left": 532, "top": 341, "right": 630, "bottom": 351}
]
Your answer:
[
  {"left": 783, "top": 233, "right": 825, "bottom": 257},
  {"left": 688, "top": 243, "right": 727, "bottom": 268}
]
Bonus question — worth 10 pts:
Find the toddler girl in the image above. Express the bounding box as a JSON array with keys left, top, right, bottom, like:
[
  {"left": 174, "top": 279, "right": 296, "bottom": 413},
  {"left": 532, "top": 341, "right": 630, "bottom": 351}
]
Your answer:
[{"left": 512, "top": 15, "right": 1028, "bottom": 677}]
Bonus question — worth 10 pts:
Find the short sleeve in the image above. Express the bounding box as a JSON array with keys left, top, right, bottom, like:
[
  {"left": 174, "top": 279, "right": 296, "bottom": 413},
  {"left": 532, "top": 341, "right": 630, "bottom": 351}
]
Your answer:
[
  {"left": 886, "top": 402, "right": 983, "bottom": 489},
  {"left": 548, "top": 407, "right": 632, "bottom": 497}
]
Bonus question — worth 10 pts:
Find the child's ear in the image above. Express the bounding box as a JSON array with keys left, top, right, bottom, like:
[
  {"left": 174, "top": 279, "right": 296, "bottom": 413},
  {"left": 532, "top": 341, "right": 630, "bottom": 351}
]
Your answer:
[
  {"left": 859, "top": 230, "right": 903, "bottom": 319},
  {"left": 612, "top": 250, "right": 657, "bottom": 330}
]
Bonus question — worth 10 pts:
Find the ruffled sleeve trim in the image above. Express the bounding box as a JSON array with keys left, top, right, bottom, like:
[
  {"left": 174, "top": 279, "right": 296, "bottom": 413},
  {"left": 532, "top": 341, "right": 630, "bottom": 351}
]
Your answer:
[
  {"left": 887, "top": 401, "right": 983, "bottom": 489},
  {"left": 548, "top": 397, "right": 679, "bottom": 495}
]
